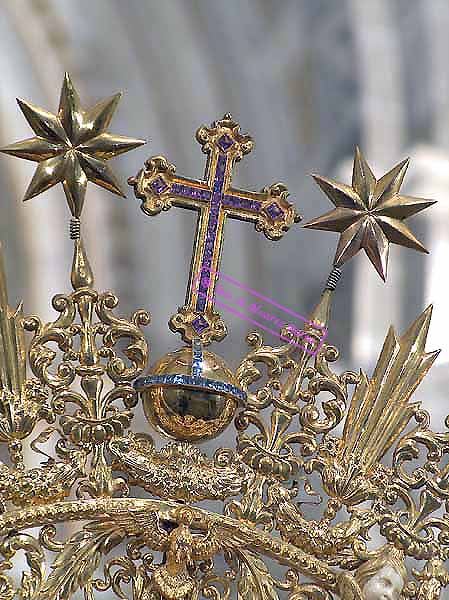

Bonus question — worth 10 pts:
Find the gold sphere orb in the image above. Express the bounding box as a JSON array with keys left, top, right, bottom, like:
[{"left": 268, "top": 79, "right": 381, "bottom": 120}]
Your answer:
[{"left": 134, "top": 345, "right": 245, "bottom": 442}]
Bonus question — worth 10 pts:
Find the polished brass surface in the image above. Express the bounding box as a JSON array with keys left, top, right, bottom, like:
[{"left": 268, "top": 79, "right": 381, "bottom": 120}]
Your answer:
[
  {"left": 0, "top": 72, "right": 144, "bottom": 216},
  {"left": 304, "top": 147, "right": 435, "bottom": 280},
  {"left": 141, "top": 346, "right": 239, "bottom": 441},
  {"left": 0, "top": 77, "right": 447, "bottom": 600}
]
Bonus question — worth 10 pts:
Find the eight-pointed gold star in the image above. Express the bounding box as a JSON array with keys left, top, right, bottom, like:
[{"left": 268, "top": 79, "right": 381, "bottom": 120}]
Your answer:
[
  {"left": 304, "top": 147, "right": 435, "bottom": 280},
  {"left": 0, "top": 72, "right": 145, "bottom": 217}
]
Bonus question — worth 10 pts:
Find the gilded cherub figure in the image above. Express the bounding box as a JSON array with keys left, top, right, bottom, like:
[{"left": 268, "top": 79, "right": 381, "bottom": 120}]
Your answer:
[
  {"left": 355, "top": 546, "right": 406, "bottom": 600},
  {"left": 338, "top": 545, "right": 406, "bottom": 600}
]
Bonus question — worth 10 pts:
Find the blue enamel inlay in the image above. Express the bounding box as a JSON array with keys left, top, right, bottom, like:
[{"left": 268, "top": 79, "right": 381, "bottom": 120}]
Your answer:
[
  {"left": 191, "top": 338, "right": 204, "bottom": 377},
  {"left": 134, "top": 373, "right": 246, "bottom": 403}
]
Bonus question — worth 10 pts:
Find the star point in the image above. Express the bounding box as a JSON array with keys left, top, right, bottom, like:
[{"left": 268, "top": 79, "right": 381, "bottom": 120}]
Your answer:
[
  {"left": 304, "top": 148, "right": 435, "bottom": 280},
  {"left": 0, "top": 73, "right": 145, "bottom": 218}
]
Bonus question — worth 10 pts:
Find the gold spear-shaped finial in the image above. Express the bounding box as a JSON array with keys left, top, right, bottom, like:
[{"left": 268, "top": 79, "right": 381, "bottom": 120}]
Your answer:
[
  {"left": 0, "top": 243, "right": 26, "bottom": 399},
  {"left": 0, "top": 244, "right": 50, "bottom": 465},
  {"left": 341, "top": 305, "right": 439, "bottom": 470}
]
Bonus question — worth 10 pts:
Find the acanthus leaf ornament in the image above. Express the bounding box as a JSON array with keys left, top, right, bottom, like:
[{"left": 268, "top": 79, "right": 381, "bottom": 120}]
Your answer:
[{"left": 0, "top": 73, "right": 447, "bottom": 600}]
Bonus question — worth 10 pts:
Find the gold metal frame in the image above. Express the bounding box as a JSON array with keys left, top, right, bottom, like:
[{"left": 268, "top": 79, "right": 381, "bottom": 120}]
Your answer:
[{"left": 0, "top": 74, "right": 446, "bottom": 600}]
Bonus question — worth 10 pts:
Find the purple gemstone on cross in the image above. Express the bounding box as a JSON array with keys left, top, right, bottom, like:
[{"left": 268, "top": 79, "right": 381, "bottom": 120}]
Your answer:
[
  {"left": 196, "top": 296, "right": 206, "bottom": 312},
  {"left": 265, "top": 202, "right": 283, "bottom": 220},
  {"left": 192, "top": 315, "right": 209, "bottom": 333},
  {"left": 172, "top": 183, "right": 211, "bottom": 203},
  {"left": 200, "top": 274, "right": 210, "bottom": 290},
  {"left": 222, "top": 195, "right": 262, "bottom": 212},
  {"left": 216, "top": 155, "right": 226, "bottom": 172},
  {"left": 217, "top": 134, "right": 234, "bottom": 153},
  {"left": 151, "top": 176, "right": 169, "bottom": 195}
]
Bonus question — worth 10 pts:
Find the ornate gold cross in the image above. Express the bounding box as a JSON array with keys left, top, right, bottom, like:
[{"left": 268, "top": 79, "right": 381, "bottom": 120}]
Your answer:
[{"left": 129, "top": 114, "right": 300, "bottom": 344}]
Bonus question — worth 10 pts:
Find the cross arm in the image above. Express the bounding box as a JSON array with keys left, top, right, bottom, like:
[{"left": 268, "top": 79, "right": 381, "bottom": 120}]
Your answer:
[
  {"left": 224, "top": 182, "right": 301, "bottom": 241},
  {"left": 128, "top": 155, "right": 211, "bottom": 216}
]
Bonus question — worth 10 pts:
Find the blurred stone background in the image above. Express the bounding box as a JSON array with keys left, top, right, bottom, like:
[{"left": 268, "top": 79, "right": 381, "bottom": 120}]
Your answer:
[{"left": 0, "top": 0, "right": 448, "bottom": 427}]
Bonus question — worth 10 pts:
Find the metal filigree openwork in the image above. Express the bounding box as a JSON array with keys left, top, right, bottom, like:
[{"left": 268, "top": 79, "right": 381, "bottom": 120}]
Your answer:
[{"left": 0, "top": 74, "right": 447, "bottom": 600}]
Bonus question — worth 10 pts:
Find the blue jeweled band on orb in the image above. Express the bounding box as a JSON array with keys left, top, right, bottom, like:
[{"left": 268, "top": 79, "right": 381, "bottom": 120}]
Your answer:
[{"left": 134, "top": 373, "right": 247, "bottom": 403}]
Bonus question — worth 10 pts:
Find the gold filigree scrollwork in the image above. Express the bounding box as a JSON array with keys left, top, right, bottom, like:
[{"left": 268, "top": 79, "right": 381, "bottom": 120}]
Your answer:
[
  {"left": 233, "top": 323, "right": 357, "bottom": 533},
  {"left": 405, "top": 559, "right": 449, "bottom": 599},
  {"left": 377, "top": 410, "right": 449, "bottom": 561},
  {"left": 0, "top": 533, "right": 44, "bottom": 600},
  {"left": 97, "top": 541, "right": 156, "bottom": 600},
  {"left": 226, "top": 306, "right": 449, "bottom": 599},
  {"left": 0, "top": 301, "right": 446, "bottom": 599},
  {"left": 23, "top": 285, "right": 150, "bottom": 498},
  {"left": 24, "top": 289, "right": 150, "bottom": 389}
]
